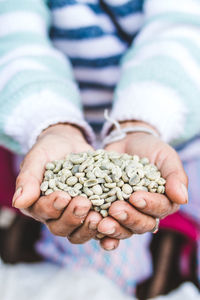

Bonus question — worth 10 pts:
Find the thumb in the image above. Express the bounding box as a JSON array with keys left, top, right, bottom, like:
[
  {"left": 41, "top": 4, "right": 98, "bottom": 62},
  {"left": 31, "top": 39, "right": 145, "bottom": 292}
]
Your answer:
[
  {"left": 159, "top": 150, "right": 188, "bottom": 205},
  {"left": 12, "top": 149, "right": 46, "bottom": 209},
  {"left": 165, "top": 172, "right": 188, "bottom": 205}
]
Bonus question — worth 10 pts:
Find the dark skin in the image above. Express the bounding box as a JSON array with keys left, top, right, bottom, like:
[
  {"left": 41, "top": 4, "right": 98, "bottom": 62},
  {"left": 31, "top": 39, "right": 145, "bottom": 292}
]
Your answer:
[{"left": 13, "top": 122, "right": 188, "bottom": 251}]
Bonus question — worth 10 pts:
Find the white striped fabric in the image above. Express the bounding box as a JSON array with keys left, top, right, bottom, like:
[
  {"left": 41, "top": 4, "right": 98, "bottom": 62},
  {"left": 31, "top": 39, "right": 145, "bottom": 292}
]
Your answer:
[
  {"left": 52, "top": 5, "right": 115, "bottom": 32},
  {"left": 0, "top": 0, "right": 200, "bottom": 156},
  {"left": 52, "top": 37, "right": 126, "bottom": 59}
]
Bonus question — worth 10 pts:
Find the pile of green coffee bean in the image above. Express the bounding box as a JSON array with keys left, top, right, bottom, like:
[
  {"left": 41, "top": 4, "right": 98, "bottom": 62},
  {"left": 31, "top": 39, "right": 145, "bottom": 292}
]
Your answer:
[{"left": 40, "top": 150, "right": 166, "bottom": 217}]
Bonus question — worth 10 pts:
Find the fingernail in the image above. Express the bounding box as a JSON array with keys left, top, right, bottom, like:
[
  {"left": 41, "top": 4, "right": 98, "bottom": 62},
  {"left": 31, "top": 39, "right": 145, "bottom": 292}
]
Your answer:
[
  {"left": 132, "top": 198, "right": 147, "bottom": 209},
  {"left": 101, "top": 227, "right": 115, "bottom": 235},
  {"left": 96, "top": 233, "right": 105, "bottom": 239},
  {"left": 105, "top": 244, "right": 116, "bottom": 251},
  {"left": 112, "top": 211, "right": 127, "bottom": 221},
  {"left": 74, "top": 207, "right": 88, "bottom": 218},
  {"left": 54, "top": 198, "right": 69, "bottom": 210},
  {"left": 12, "top": 187, "right": 23, "bottom": 207},
  {"left": 89, "top": 221, "right": 98, "bottom": 230},
  {"left": 181, "top": 183, "right": 188, "bottom": 203}
]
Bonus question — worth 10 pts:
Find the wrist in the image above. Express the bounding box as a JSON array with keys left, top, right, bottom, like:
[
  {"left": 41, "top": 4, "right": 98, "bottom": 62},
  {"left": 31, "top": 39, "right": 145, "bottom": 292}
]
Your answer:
[
  {"left": 103, "top": 119, "right": 160, "bottom": 147},
  {"left": 119, "top": 120, "right": 159, "bottom": 136},
  {"left": 38, "top": 123, "right": 87, "bottom": 143}
]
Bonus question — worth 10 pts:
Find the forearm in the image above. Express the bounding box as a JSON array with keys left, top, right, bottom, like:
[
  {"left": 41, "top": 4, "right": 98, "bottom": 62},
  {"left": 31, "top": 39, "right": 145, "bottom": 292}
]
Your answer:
[
  {"left": 0, "top": 0, "right": 94, "bottom": 154},
  {"left": 103, "top": 0, "right": 200, "bottom": 146}
]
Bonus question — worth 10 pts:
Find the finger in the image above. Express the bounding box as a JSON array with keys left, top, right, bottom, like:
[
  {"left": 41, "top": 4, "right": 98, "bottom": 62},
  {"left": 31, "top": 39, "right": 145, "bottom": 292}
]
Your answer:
[
  {"left": 165, "top": 172, "right": 188, "bottom": 205},
  {"left": 100, "top": 237, "right": 120, "bottom": 251},
  {"left": 26, "top": 191, "right": 71, "bottom": 222},
  {"left": 46, "top": 196, "right": 91, "bottom": 237},
  {"left": 108, "top": 200, "right": 157, "bottom": 234},
  {"left": 12, "top": 148, "right": 47, "bottom": 209},
  {"left": 106, "top": 139, "right": 188, "bottom": 205},
  {"left": 129, "top": 191, "right": 179, "bottom": 219},
  {"left": 68, "top": 211, "right": 102, "bottom": 244},
  {"left": 156, "top": 147, "right": 188, "bottom": 204},
  {"left": 97, "top": 216, "right": 132, "bottom": 239}
]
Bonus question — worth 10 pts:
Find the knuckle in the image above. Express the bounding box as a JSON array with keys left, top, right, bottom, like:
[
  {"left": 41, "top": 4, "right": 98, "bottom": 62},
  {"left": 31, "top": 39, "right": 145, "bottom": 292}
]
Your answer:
[
  {"left": 159, "top": 205, "right": 170, "bottom": 218},
  {"left": 115, "top": 201, "right": 128, "bottom": 210},
  {"left": 48, "top": 211, "right": 60, "bottom": 220},
  {"left": 67, "top": 235, "right": 78, "bottom": 244},
  {"left": 73, "top": 197, "right": 91, "bottom": 207},
  {"left": 68, "top": 234, "right": 87, "bottom": 244},
  {"left": 127, "top": 214, "right": 148, "bottom": 233},
  {"left": 48, "top": 223, "right": 67, "bottom": 237},
  {"left": 124, "top": 218, "right": 136, "bottom": 229},
  {"left": 160, "top": 203, "right": 179, "bottom": 219},
  {"left": 44, "top": 206, "right": 60, "bottom": 219},
  {"left": 128, "top": 215, "right": 141, "bottom": 228},
  {"left": 71, "top": 217, "right": 85, "bottom": 228},
  {"left": 33, "top": 201, "right": 58, "bottom": 220},
  {"left": 32, "top": 199, "right": 44, "bottom": 212},
  {"left": 114, "top": 230, "right": 132, "bottom": 240},
  {"left": 109, "top": 201, "right": 128, "bottom": 216},
  {"left": 136, "top": 222, "right": 147, "bottom": 234},
  {"left": 145, "top": 219, "right": 154, "bottom": 233},
  {"left": 138, "top": 219, "right": 153, "bottom": 234},
  {"left": 73, "top": 204, "right": 91, "bottom": 217},
  {"left": 88, "top": 211, "right": 102, "bottom": 222}
]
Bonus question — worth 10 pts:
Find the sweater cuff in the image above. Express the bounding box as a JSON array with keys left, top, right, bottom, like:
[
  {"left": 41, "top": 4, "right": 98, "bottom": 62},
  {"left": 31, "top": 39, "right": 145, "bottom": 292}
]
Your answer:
[
  {"left": 4, "top": 90, "right": 95, "bottom": 154},
  {"left": 102, "top": 82, "right": 188, "bottom": 144}
]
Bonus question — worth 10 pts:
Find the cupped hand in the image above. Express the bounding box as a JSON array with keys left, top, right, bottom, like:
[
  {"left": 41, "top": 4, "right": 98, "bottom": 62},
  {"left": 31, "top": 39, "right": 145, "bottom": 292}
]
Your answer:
[
  {"left": 11, "top": 124, "right": 111, "bottom": 246},
  {"left": 97, "top": 121, "right": 188, "bottom": 250}
]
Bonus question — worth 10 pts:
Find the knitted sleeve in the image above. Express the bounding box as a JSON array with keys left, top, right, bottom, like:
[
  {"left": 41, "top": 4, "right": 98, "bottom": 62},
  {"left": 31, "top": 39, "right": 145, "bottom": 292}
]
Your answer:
[
  {"left": 103, "top": 0, "right": 200, "bottom": 146},
  {"left": 0, "top": 0, "right": 94, "bottom": 154}
]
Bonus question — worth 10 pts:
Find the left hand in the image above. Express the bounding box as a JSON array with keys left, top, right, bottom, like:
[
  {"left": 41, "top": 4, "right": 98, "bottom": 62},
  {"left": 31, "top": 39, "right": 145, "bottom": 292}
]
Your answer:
[{"left": 98, "top": 121, "right": 188, "bottom": 250}]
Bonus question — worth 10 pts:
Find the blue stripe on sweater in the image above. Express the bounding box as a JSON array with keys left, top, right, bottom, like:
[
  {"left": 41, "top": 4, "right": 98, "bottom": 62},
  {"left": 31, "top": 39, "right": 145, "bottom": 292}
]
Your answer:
[
  {"left": 48, "top": 0, "right": 102, "bottom": 14},
  {"left": 48, "top": 0, "right": 76, "bottom": 8},
  {"left": 71, "top": 54, "right": 122, "bottom": 67},
  {"left": 105, "top": 0, "right": 143, "bottom": 17},
  {"left": 50, "top": 26, "right": 105, "bottom": 40},
  {"left": 88, "top": 122, "right": 104, "bottom": 132},
  {"left": 79, "top": 81, "right": 115, "bottom": 90},
  {"left": 48, "top": 0, "right": 144, "bottom": 16},
  {"left": 84, "top": 102, "right": 112, "bottom": 110}
]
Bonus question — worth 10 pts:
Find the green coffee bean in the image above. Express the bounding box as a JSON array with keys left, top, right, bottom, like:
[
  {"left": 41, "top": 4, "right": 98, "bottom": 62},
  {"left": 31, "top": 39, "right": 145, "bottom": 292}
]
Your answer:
[
  {"left": 66, "top": 176, "right": 78, "bottom": 186},
  {"left": 41, "top": 150, "right": 166, "bottom": 217}
]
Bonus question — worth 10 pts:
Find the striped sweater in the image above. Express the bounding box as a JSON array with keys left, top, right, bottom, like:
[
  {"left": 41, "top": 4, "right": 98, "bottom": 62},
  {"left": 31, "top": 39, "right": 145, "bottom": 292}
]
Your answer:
[{"left": 1, "top": 0, "right": 200, "bottom": 154}]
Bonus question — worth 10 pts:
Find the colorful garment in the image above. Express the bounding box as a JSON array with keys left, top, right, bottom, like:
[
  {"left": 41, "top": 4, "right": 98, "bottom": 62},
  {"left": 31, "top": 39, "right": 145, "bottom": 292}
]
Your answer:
[{"left": 37, "top": 228, "right": 152, "bottom": 295}]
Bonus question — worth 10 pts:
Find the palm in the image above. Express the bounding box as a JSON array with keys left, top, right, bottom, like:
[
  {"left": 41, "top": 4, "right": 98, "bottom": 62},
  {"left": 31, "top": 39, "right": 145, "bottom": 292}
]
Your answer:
[
  {"left": 105, "top": 132, "right": 187, "bottom": 205},
  {"left": 15, "top": 126, "right": 93, "bottom": 209},
  {"left": 32, "top": 133, "right": 93, "bottom": 172}
]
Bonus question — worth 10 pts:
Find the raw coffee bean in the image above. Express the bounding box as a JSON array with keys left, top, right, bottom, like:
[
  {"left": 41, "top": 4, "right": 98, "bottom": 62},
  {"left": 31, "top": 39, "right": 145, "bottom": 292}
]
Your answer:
[{"left": 41, "top": 150, "right": 166, "bottom": 217}]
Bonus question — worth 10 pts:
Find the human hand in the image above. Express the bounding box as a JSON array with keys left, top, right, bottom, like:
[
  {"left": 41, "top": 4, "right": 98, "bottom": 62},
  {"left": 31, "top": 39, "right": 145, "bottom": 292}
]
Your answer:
[
  {"left": 12, "top": 124, "right": 105, "bottom": 244},
  {"left": 97, "top": 121, "right": 188, "bottom": 250}
]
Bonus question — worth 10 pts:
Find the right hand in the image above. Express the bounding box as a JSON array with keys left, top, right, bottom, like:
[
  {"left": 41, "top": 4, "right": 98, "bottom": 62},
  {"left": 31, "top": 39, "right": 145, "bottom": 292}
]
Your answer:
[{"left": 12, "top": 124, "right": 108, "bottom": 246}]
